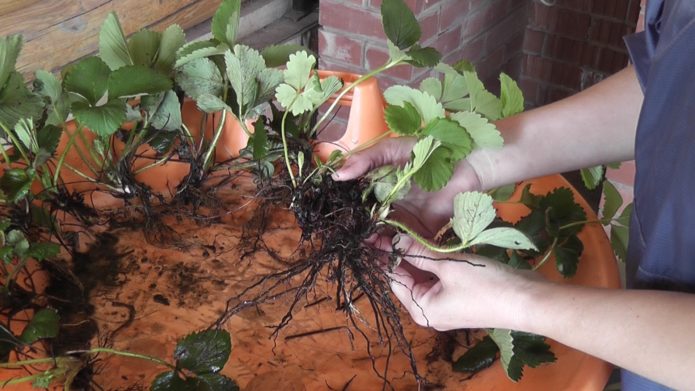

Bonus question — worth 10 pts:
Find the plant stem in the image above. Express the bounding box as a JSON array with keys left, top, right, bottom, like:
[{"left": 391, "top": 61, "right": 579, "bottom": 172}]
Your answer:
[
  {"left": 202, "top": 110, "right": 228, "bottom": 171},
  {"left": 281, "top": 105, "right": 297, "bottom": 188},
  {"left": 66, "top": 348, "right": 176, "bottom": 371},
  {"left": 53, "top": 128, "right": 78, "bottom": 186},
  {"left": 0, "top": 357, "right": 56, "bottom": 368},
  {"left": 5, "top": 257, "right": 29, "bottom": 288},
  {"left": 532, "top": 237, "right": 558, "bottom": 271},
  {"left": 559, "top": 218, "right": 611, "bottom": 231},
  {"left": 133, "top": 154, "right": 174, "bottom": 175},
  {"left": 0, "top": 373, "right": 44, "bottom": 386},
  {"left": 310, "top": 59, "right": 405, "bottom": 137},
  {"left": 383, "top": 219, "right": 471, "bottom": 254}
]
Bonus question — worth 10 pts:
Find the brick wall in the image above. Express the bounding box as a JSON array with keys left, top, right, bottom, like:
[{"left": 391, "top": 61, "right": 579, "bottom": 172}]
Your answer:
[
  {"left": 520, "top": 0, "right": 641, "bottom": 107},
  {"left": 318, "top": 0, "right": 528, "bottom": 90}
]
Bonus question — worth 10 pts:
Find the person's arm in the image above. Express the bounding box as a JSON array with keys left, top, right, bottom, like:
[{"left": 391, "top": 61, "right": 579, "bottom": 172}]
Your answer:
[
  {"left": 387, "top": 235, "right": 695, "bottom": 390},
  {"left": 518, "top": 283, "right": 695, "bottom": 390},
  {"left": 468, "top": 65, "right": 643, "bottom": 190}
]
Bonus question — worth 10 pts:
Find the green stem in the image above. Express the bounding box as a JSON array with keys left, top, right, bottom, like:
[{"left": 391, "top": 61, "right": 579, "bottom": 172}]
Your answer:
[
  {"left": 383, "top": 219, "right": 471, "bottom": 254},
  {"left": 67, "top": 348, "right": 176, "bottom": 371},
  {"left": 0, "top": 143, "right": 11, "bottom": 169},
  {"left": 281, "top": 106, "right": 297, "bottom": 188},
  {"left": 5, "top": 257, "right": 29, "bottom": 288},
  {"left": 0, "top": 357, "right": 57, "bottom": 368},
  {"left": 133, "top": 154, "right": 173, "bottom": 175},
  {"left": 559, "top": 218, "right": 611, "bottom": 231},
  {"left": 202, "top": 110, "right": 228, "bottom": 171},
  {"left": 310, "top": 59, "right": 405, "bottom": 137},
  {"left": 532, "top": 237, "right": 558, "bottom": 271},
  {"left": 52, "top": 128, "right": 78, "bottom": 187},
  {"left": 0, "top": 373, "right": 44, "bottom": 386}
]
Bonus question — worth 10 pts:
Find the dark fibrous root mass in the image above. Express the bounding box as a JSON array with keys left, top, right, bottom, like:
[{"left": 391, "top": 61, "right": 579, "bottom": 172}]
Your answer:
[{"left": 215, "top": 173, "right": 425, "bottom": 388}]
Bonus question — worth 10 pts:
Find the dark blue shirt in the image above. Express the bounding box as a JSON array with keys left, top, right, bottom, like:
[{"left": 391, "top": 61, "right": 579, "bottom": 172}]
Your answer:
[{"left": 623, "top": 0, "right": 695, "bottom": 389}]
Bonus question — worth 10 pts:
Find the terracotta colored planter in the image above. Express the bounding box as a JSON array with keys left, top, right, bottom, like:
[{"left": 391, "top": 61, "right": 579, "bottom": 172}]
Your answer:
[
  {"left": 313, "top": 70, "right": 392, "bottom": 162},
  {"left": 181, "top": 99, "right": 255, "bottom": 162}
]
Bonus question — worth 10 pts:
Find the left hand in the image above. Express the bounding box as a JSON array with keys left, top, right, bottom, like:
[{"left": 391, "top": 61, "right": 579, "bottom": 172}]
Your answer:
[{"left": 378, "top": 234, "right": 543, "bottom": 331}]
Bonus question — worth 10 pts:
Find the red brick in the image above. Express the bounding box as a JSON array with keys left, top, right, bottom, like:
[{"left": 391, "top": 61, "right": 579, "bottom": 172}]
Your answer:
[
  {"left": 432, "top": 24, "right": 463, "bottom": 54},
  {"left": 523, "top": 55, "right": 553, "bottom": 81},
  {"left": 589, "top": 18, "right": 632, "bottom": 50},
  {"left": 370, "top": 0, "right": 424, "bottom": 14},
  {"left": 419, "top": 10, "right": 440, "bottom": 42},
  {"left": 477, "top": 45, "right": 505, "bottom": 82},
  {"left": 484, "top": 10, "right": 526, "bottom": 54},
  {"left": 591, "top": 0, "right": 630, "bottom": 21},
  {"left": 549, "top": 61, "right": 582, "bottom": 89},
  {"left": 523, "top": 29, "right": 545, "bottom": 54},
  {"left": 319, "top": 1, "right": 385, "bottom": 40},
  {"left": 439, "top": 0, "right": 471, "bottom": 32},
  {"left": 530, "top": 4, "right": 591, "bottom": 39},
  {"left": 318, "top": 29, "right": 364, "bottom": 67},
  {"left": 462, "top": 7, "right": 487, "bottom": 40},
  {"left": 458, "top": 34, "right": 485, "bottom": 63},
  {"left": 595, "top": 47, "right": 630, "bottom": 74},
  {"left": 519, "top": 77, "right": 541, "bottom": 106},
  {"left": 544, "top": 35, "right": 588, "bottom": 64}
]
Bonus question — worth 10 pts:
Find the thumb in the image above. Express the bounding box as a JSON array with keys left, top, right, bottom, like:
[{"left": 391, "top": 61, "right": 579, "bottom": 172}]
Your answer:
[
  {"left": 333, "top": 137, "right": 416, "bottom": 181},
  {"left": 392, "top": 234, "right": 443, "bottom": 275}
]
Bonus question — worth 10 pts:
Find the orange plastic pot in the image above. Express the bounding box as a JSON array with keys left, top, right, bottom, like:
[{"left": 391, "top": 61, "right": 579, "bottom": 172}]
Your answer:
[
  {"left": 458, "top": 174, "right": 621, "bottom": 390},
  {"left": 313, "top": 70, "right": 392, "bottom": 161},
  {"left": 181, "top": 99, "right": 254, "bottom": 162}
]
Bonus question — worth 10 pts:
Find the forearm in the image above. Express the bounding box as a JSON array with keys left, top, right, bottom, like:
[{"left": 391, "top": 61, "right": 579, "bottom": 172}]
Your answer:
[
  {"left": 516, "top": 282, "right": 695, "bottom": 390},
  {"left": 468, "top": 66, "right": 643, "bottom": 190}
]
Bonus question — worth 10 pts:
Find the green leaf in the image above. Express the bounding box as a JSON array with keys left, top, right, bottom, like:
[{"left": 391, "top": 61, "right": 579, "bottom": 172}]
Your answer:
[
  {"left": 367, "top": 166, "right": 409, "bottom": 203},
  {"left": 0, "top": 34, "right": 22, "bottom": 90},
  {"left": 251, "top": 120, "right": 267, "bottom": 160},
  {"left": 410, "top": 136, "right": 440, "bottom": 171},
  {"left": 450, "top": 111, "right": 502, "bottom": 149},
  {"left": 151, "top": 371, "right": 198, "bottom": 390},
  {"left": 72, "top": 99, "right": 126, "bottom": 137},
  {"left": 156, "top": 24, "right": 186, "bottom": 73},
  {"left": 499, "top": 73, "right": 524, "bottom": 118},
  {"left": 261, "top": 45, "right": 313, "bottom": 68},
  {"left": 580, "top": 165, "right": 605, "bottom": 190},
  {"left": 146, "top": 90, "right": 182, "bottom": 131},
  {"left": 381, "top": 0, "right": 421, "bottom": 49},
  {"left": 0, "top": 72, "right": 44, "bottom": 129},
  {"left": 452, "top": 336, "right": 498, "bottom": 373},
  {"left": 419, "top": 78, "right": 442, "bottom": 101},
  {"left": 602, "top": 180, "right": 623, "bottom": 221},
  {"left": 385, "top": 102, "right": 422, "bottom": 136},
  {"left": 610, "top": 223, "right": 629, "bottom": 263},
  {"left": 175, "top": 40, "right": 226, "bottom": 69},
  {"left": 13, "top": 118, "right": 35, "bottom": 153},
  {"left": 615, "top": 203, "right": 632, "bottom": 227},
  {"left": 212, "top": 0, "right": 241, "bottom": 47},
  {"left": 451, "top": 191, "right": 496, "bottom": 245},
  {"left": 99, "top": 12, "right": 133, "bottom": 70},
  {"left": 275, "top": 83, "right": 312, "bottom": 116},
  {"left": 464, "top": 71, "right": 501, "bottom": 120},
  {"left": 471, "top": 227, "right": 537, "bottom": 251},
  {"left": 542, "top": 187, "right": 587, "bottom": 237},
  {"left": 488, "top": 329, "right": 516, "bottom": 380},
  {"left": 107, "top": 65, "right": 172, "bottom": 99},
  {"left": 489, "top": 184, "right": 516, "bottom": 202},
  {"left": 421, "top": 117, "right": 473, "bottom": 161},
  {"left": 63, "top": 57, "right": 111, "bottom": 106},
  {"left": 306, "top": 75, "right": 342, "bottom": 107},
  {"left": 488, "top": 329, "right": 555, "bottom": 382},
  {"left": 195, "top": 94, "right": 231, "bottom": 114},
  {"left": 433, "top": 63, "right": 471, "bottom": 111},
  {"left": 20, "top": 309, "right": 59, "bottom": 343},
  {"left": 384, "top": 86, "right": 445, "bottom": 124},
  {"left": 27, "top": 242, "right": 60, "bottom": 261},
  {"left": 174, "top": 330, "right": 231, "bottom": 375},
  {"left": 0, "top": 168, "right": 33, "bottom": 203},
  {"left": 405, "top": 45, "right": 442, "bottom": 68},
  {"left": 225, "top": 45, "right": 265, "bottom": 113},
  {"left": 176, "top": 58, "right": 224, "bottom": 100},
  {"left": 33, "top": 70, "right": 62, "bottom": 104},
  {"left": 412, "top": 148, "right": 454, "bottom": 192},
  {"left": 284, "top": 51, "right": 315, "bottom": 90},
  {"left": 555, "top": 235, "right": 583, "bottom": 277},
  {"left": 127, "top": 29, "right": 161, "bottom": 67}
]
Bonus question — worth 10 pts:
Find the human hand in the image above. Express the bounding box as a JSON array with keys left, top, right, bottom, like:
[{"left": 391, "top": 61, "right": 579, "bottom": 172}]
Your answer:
[
  {"left": 378, "top": 234, "right": 542, "bottom": 331},
  {"left": 333, "top": 137, "right": 483, "bottom": 238}
]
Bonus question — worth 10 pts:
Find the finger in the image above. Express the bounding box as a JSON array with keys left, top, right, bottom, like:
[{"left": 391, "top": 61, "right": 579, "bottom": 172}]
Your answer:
[
  {"left": 333, "top": 138, "right": 416, "bottom": 181},
  {"left": 388, "top": 265, "right": 434, "bottom": 327},
  {"left": 392, "top": 234, "right": 444, "bottom": 275}
]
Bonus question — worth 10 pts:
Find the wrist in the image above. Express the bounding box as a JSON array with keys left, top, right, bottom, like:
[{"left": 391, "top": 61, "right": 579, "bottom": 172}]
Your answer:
[{"left": 502, "top": 277, "right": 557, "bottom": 333}]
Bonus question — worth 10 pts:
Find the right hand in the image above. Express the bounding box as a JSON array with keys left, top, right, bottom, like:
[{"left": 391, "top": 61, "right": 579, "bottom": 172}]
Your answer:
[{"left": 333, "top": 137, "right": 483, "bottom": 238}]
